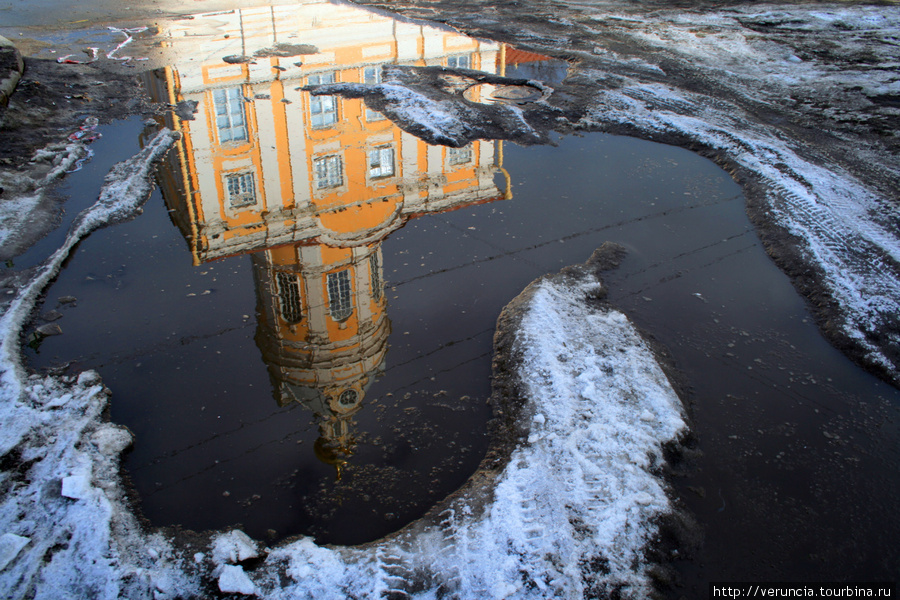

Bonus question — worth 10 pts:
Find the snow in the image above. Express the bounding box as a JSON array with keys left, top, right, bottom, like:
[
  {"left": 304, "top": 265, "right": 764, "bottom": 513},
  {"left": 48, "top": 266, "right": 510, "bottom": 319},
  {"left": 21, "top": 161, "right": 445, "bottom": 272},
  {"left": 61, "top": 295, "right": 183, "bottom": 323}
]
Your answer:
[
  {"left": 0, "top": 124, "right": 686, "bottom": 596},
  {"left": 379, "top": 83, "right": 471, "bottom": 144},
  {"left": 585, "top": 85, "right": 900, "bottom": 379},
  {"left": 308, "top": 66, "right": 551, "bottom": 146},
  {"left": 0, "top": 130, "right": 199, "bottom": 600},
  {"left": 217, "top": 565, "right": 258, "bottom": 595},
  {"left": 565, "top": 4, "right": 900, "bottom": 383},
  {"left": 0, "top": 116, "right": 106, "bottom": 258},
  {"left": 308, "top": 79, "right": 476, "bottom": 146},
  {"left": 0, "top": 534, "right": 29, "bottom": 571},
  {"left": 212, "top": 530, "right": 260, "bottom": 565}
]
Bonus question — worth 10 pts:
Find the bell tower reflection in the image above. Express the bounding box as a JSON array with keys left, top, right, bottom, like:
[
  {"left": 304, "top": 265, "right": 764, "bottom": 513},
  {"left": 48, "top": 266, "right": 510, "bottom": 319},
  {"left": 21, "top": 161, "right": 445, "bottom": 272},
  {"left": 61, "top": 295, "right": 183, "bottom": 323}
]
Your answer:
[
  {"left": 143, "top": 0, "right": 513, "bottom": 477},
  {"left": 252, "top": 242, "right": 389, "bottom": 479}
]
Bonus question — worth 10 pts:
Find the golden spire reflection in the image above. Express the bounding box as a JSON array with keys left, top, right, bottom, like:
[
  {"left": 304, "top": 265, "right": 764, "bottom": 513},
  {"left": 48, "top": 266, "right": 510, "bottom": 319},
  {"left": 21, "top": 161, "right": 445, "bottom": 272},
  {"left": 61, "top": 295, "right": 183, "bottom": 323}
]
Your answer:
[{"left": 142, "top": 0, "right": 540, "bottom": 476}]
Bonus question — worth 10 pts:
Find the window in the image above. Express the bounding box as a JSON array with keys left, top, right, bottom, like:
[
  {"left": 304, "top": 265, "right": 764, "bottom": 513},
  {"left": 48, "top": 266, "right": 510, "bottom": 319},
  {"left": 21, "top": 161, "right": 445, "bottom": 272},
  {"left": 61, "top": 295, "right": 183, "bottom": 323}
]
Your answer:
[
  {"left": 370, "top": 253, "right": 382, "bottom": 301},
  {"left": 363, "top": 67, "right": 386, "bottom": 122},
  {"left": 308, "top": 72, "right": 337, "bottom": 128},
  {"left": 368, "top": 146, "right": 395, "bottom": 179},
  {"left": 447, "top": 144, "right": 473, "bottom": 166},
  {"left": 363, "top": 66, "right": 381, "bottom": 84},
  {"left": 338, "top": 389, "right": 359, "bottom": 408},
  {"left": 225, "top": 172, "right": 257, "bottom": 208},
  {"left": 447, "top": 54, "right": 471, "bottom": 69},
  {"left": 275, "top": 271, "right": 302, "bottom": 324},
  {"left": 213, "top": 87, "right": 247, "bottom": 143},
  {"left": 313, "top": 155, "right": 343, "bottom": 189},
  {"left": 327, "top": 269, "right": 353, "bottom": 322},
  {"left": 365, "top": 107, "right": 386, "bottom": 122}
]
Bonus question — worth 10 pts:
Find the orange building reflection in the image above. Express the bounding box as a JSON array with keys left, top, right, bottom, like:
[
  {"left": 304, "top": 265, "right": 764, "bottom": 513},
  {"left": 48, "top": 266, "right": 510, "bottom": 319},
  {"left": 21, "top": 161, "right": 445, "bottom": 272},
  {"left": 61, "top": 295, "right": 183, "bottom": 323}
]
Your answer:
[{"left": 143, "top": 0, "right": 511, "bottom": 476}]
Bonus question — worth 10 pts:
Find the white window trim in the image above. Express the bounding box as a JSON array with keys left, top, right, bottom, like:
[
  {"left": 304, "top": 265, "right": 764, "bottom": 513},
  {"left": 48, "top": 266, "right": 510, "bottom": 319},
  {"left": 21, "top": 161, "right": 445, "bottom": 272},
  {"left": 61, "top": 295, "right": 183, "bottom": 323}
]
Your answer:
[
  {"left": 308, "top": 72, "right": 338, "bottom": 129},
  {"left": 213, "top": 87, "right": 248, "bottom": 144},
  {"left": 368, "top": 145, "right": 395, "bottom": 180},
  {"left": 313, "top": 153, "right": 344, "bottom": 190},
  {"left": 224, "top": 171, "right": 258, "bottom": 209}
]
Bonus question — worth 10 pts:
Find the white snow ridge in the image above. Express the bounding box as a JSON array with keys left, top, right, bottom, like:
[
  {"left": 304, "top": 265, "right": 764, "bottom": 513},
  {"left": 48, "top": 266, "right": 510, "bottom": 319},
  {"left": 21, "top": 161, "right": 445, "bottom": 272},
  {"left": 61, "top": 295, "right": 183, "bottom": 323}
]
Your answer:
[{"left": 0, "top": 127, "right": 686, "bottom": 598}]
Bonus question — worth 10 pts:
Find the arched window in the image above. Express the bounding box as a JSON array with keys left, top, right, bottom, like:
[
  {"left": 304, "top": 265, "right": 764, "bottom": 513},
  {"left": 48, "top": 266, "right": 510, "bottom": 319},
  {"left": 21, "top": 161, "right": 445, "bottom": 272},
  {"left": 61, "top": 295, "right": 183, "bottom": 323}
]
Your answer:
[
  {"left": 369, "top": 253, "right": 383, "bottom": 301},
  {"left": 275, "top": 271, "right": 303, "bottom": 324},
  {"left": 326, "top": 269, "right": 353, "bottom": 322}
]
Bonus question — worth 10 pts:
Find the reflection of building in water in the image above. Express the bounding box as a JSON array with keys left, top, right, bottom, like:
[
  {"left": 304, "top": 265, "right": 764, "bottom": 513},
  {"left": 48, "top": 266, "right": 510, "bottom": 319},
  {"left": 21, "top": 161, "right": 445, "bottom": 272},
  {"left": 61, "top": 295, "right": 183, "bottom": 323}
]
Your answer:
[
  {"left": 143, "top": 1, "right": 510, "bottom": 476},
  {"left": 251, "top": 242, "right": 389, "bottom": 480},
  {"left": 144, "top": 0, "right": 505, "bottom": 264}
]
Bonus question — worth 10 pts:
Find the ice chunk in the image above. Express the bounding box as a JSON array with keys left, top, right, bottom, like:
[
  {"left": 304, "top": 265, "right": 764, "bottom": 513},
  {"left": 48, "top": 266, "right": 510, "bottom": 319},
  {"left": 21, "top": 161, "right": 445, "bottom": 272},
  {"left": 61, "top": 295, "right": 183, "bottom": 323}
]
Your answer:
[
  {"left": 60, "top": 474, "right": 91, "bottom": 500},
  {"left": 76, "top": 370, "right": 102, "bottom": 387},
  {"left": 211, "top": 530, "right": 259, "bottom": 565},
  {"left": 91, "top": 424, "right": 132, "bottom": 455},
  {"left": 0, "top": 533, "right": 29, "bottom": 571},
  {"left": 217, "top": 564, "right": 257, "bottom": 595}
]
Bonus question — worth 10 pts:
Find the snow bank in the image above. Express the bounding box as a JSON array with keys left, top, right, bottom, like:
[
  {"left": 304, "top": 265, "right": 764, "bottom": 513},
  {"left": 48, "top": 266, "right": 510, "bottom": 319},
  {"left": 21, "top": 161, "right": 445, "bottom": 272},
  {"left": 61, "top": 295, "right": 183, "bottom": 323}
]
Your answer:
[
  {"left": 578, "top": 81, "right": 900, "bottom": 383},
  {"left": 0, "top": 130, "right": 686, "bottom": 600},
  {"left": 0, "top": 130, "right": 197, "bottom": 599},
  {"left": 307, "top": 65, "right": 552, "bottom": 147},
  {"left": 425, "top": 273, "right": 687, "bottom": 598},
  {"left": 0, "top": 118, "right": 103, "bottom": 260},
  {"left": 567, "top": 5, "right": 900, "bottom": 383}
]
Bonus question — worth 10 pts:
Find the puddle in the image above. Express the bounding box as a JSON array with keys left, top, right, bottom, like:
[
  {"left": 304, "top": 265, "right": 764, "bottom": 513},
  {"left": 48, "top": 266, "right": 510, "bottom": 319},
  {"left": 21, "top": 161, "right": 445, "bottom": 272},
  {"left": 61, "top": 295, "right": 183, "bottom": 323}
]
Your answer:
[
  {"left": 24, "top": 2, "right": 541, "bottom": 546},
  {"left": 18, "top": 0, "right": 900, "bottom": 582}
]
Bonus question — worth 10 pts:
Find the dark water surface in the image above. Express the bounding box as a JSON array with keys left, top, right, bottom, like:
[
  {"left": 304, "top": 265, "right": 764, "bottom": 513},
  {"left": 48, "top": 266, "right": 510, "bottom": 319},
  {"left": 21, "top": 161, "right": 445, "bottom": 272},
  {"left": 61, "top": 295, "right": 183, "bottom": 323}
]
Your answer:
[
  {"left": 27, "top": 124, "right": 900, "bottom": 575},
  {"left": 18, "top": 0, "right": 900, "bottom": 590}
]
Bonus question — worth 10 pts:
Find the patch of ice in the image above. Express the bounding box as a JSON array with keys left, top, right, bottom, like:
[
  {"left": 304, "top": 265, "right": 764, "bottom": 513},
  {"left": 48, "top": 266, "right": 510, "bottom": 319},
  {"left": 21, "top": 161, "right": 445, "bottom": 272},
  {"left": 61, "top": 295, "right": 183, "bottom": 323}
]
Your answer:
[
  {"left": 212, "top": 530, "right": 259, "bottom": 565},
  {"left": 60, "top": 474, "right": 92, "bottom": 500},
  {"left": 217, "top": 565, "right": 258, "bottom": 595},
  {"left": 0, "top": 534, "right": 29, "bottom": 571}
]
